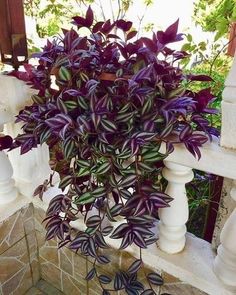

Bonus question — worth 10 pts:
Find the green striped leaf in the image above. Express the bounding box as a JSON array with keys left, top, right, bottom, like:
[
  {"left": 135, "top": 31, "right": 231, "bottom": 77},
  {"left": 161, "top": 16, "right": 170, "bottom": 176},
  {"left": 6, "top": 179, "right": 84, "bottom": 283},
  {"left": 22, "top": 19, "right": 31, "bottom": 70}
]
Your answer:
[
  {"left": 118, "top": 103, "right": 131, "bottom": 114},
  {"left": 92, "top": 187, "right": 106, "bottom": 198},
  {"left": 85, "top": 226, "right": 98, "bottom": 235},
  {"left": 119, "top": 175, "right": 136, "bottom": 188},
  {"left": 80, "top": 72, "right": 89, "bottom": 82},
  {"left": 63, "top": 139, "right": 75, "bottom": 159},
  {"left": 64, "top": 100, "right": 78, "bottom": 110},
  {"left": 117, "top": 148, "right": 131, "bottom": 159},
  {"left": 91, "top": 113, "right": 101, "bottom": 129},
  {"left": 106, "top": 206, "right": 116, "bottom": 222},
  {"left": 96, "top": 162, "right": 110, "bottom": 175},
  {"left": 77, "top": 167, "right": 90, "bottom": 177},
  {"left": 138, "top": 162, "right": 154, "bottom": 172},
  {"left": 39, "top": 128, "right": 51, "bottom": 144},
  {"left": 59, "top": 175, "right": 72, "bottom": 190},
  {"left": 143, "top": 151, "right": 166, "bottom": 162},
  {"left": 109, "top": 175, "right": 117, "bottom": 187},
  {"left": 86, "top": 215, "right": 101, "bottom": 227},
  {"left": 101, "top": 119, "right": 117, "bottom": 132},
  {"left": 141, "top": 97, "right": 153, "bottom": 115},
  {"left": 110, "top": 204, "right": 122, "bottom": 216},
  {"left": 77, "top": 192, "right": 95, "bottom": 205},
  {"left": 120, "top": 189, "right": 132, "bottom": 199},
  {"left": 59, "top": 66, "right": 71, "bottom": 81},
  {"left": 57, "top": 97, "right": 67, "bottom": 113},
  {"left": 116, "top": 112, "right": 134, "bottom": 122},
  {"left": 77, "top": 96, "right": 88, "bottom": 110},
  {"left": 76, "top": 159, "right": 90, "bottom": 168},
  {"left": 32, "top": 95, "right": 45, "bottom": 105}
]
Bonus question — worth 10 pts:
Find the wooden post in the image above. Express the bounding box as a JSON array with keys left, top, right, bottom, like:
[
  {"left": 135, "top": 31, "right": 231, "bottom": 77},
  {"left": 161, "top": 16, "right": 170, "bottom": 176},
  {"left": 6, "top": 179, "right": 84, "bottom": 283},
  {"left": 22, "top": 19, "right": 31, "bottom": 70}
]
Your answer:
[{"left": 0, "top": 0, "right": 28, "bottom": 69}]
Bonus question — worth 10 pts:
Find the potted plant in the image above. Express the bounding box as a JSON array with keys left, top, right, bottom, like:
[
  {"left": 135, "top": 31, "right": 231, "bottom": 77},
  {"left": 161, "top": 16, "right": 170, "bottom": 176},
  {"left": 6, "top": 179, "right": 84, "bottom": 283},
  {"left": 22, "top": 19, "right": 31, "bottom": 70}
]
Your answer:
[{"left": 7, "top": 6, "right": 218, "bottom": 295}]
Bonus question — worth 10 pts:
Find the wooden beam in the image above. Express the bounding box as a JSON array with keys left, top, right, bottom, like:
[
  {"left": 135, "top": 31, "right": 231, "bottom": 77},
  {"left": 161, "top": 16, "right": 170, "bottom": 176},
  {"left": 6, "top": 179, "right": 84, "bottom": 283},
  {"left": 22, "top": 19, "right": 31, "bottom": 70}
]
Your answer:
[{"left": 0, "top": 0, "right": 28, "bottom": 69}]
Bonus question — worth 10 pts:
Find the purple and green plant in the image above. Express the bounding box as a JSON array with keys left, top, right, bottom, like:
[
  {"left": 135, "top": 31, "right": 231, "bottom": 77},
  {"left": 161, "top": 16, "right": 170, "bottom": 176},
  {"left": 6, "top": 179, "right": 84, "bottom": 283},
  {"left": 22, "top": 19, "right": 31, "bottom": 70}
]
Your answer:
[{"left": 2, "top": 6, "right": 218, "bottom": 294}]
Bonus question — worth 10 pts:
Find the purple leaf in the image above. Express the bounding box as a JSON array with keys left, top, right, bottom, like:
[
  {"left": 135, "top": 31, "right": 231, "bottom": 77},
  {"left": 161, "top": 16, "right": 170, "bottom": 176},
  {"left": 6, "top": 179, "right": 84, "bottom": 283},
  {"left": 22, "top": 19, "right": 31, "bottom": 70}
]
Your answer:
[
  {"left": 147, "top": 273, "right": 164, "bottom": 286},
  {"left": 119, "top": 175, "right": 136, "bottom": 188},
  {"left": 116, "top": 20, "right": 133, "bottom": 31},
  {"left": 187, "top": 74, "right": 213, "bottom": 82},
  {"left": 99, "top": 275, "right": 112, "bottom": 284},
  {"left": 127, "top": 31, "right": 137, "bottom": 40},
  {"left": 92, "top": 21, "right": 104, "bottom": 33},
  {"left": 0, "top": 135, "right": 13, "bottom": 151},
  {"left": 86, "top": 215, "right": 101, "bottom": 227},
  {"left": 86, "top": 268, "right": 96, "bottom": 281},
  {"left": 157, "top": 19, "right": 183, "bottom": 45},
  {"left": 110, "top": 223, "right": 129, "bottom": 239},
  {"left": 141, "top": 37, "right": 158, "bottom": 53},
  {"left": 114, "top": 272, "right": 124, "bottom": 290},
  {"left": 86, "top": 6, "right": 94, "bottom": 27},
  {"left": 128, "top": 259, "right": 142, "bottom": 274}
]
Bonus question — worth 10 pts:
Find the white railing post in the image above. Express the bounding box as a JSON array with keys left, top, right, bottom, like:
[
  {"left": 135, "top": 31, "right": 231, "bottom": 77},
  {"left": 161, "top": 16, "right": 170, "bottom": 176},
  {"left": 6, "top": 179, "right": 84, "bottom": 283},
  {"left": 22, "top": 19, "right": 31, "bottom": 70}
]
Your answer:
[
  {"left": 214, "top": 181, "right": 236, "bottom": 290},
  {"left": 221, "top": 53, "right": 236, "bottom": 149},
  {"left": 158, "top": 161, "right": 193, "bottom": 254},
  {"left": 0, "top": 107, "right": 17, "bottom": 204},
  {"left": 0, "top": 75, "right": 51, "bottom": 198}
]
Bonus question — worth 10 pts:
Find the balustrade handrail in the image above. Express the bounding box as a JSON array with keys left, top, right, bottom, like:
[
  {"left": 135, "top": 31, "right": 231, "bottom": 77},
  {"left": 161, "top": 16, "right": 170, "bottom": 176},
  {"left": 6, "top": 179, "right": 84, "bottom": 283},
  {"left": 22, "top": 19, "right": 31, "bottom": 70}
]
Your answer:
[{"left": 160, "top": 137, "right": 236, "bottom": 180}]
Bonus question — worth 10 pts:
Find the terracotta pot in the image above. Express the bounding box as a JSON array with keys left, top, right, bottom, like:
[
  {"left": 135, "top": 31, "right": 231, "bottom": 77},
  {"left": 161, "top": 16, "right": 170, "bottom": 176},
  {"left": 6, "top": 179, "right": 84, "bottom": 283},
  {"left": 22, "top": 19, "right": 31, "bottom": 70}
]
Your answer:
[{"left": 98, "top": 72, "right": 132, "bottom": 81}]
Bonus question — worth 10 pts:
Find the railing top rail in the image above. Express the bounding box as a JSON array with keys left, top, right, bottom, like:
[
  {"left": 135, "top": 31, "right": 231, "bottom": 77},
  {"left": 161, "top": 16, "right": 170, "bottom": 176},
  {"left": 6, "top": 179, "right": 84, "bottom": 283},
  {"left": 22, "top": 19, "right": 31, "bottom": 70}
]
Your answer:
[{"left": 161, "top": 137, "right": 236, "bottom": 179}]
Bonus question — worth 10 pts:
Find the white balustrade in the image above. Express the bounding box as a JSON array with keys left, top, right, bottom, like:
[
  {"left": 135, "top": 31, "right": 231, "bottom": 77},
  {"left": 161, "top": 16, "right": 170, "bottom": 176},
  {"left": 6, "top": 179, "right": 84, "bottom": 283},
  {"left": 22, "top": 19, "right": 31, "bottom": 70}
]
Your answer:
[
  {"left": 158, "top": 161, "right": 193, "bottom": 254},
  {"left": 0, "top": 74, "right": 51, "bottom": 198},
  {"left": 221, "top": 52, "right": 236, "bottom": 149},
  {"left": 0, "top": 106, "right": 17, "bottom": 204},
  {"left": 214, "top": 181, "right": 236, "bottom": 290}
]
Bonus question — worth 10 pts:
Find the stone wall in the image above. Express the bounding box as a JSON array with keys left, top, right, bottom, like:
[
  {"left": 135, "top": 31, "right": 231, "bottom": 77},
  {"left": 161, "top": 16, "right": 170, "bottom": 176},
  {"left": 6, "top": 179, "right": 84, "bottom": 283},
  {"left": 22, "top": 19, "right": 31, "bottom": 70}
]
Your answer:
[
  {"left": 0, "top": 203, "right": 206, "bottom": 295},
  {"left": 0, "top": 204, "right": 39, "bottom": 295}
]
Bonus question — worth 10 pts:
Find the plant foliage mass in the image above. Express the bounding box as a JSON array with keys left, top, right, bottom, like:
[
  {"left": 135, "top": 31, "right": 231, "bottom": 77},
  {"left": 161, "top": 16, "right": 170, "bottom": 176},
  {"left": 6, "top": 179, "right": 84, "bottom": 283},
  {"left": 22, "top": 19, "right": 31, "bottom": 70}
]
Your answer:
[{"left": 6, "top": 7, "right": 218, "bottom": 294}]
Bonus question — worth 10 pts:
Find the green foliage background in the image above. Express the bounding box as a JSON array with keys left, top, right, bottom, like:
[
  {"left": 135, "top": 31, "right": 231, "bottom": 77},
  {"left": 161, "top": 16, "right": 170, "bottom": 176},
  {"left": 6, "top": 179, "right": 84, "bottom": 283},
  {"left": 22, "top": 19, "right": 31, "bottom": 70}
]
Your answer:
[{"left": 194, "top": 0, "right": 236, "bottom": 40}]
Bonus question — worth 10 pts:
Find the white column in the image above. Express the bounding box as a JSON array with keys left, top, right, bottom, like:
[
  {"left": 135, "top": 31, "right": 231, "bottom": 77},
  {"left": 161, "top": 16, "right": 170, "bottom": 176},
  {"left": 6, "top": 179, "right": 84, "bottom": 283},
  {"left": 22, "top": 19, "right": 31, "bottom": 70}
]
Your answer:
[
  {"left": 158, "top": 161, "right": 193, "bottom": 254},
  {"left": 221, "top": 53, "right": 236, "bottom": 149},
  {"left": 214, "top": 181, "right": 236, "bottom": 290}
]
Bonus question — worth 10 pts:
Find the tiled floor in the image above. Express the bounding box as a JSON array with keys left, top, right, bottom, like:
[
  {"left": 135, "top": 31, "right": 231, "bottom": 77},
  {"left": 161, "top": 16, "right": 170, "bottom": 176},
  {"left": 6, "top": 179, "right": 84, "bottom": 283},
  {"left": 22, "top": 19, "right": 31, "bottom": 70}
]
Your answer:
[
  {"left": 25, "top": 280, "right": 206, "bottom": 295},
  {"left": 25, "top": 280, "right": 64, "bottom": 295}
]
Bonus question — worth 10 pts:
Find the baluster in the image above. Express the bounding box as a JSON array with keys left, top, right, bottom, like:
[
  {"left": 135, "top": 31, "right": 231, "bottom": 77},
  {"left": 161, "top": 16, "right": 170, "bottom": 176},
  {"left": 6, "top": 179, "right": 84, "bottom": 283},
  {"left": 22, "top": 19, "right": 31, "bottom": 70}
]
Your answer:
[
  {"left": 158, "top": 161, "right": 193, "bottom": 254},
  {"left": 0, "top": 151, "right": 18, "bottom": 204},
  {"left": 0, "top": 108, "right": 17, "bottom": 204},
  {"left": 214, "top": 181, "right": 236, "bottom": 290}
]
